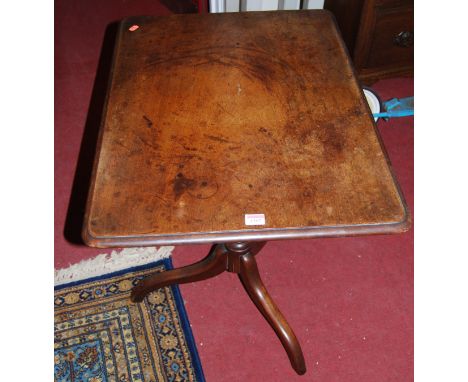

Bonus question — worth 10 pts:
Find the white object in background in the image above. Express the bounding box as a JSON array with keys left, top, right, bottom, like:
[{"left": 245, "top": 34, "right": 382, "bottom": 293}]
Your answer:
[
  {"left": 210, "top": 0, "right": 324, "bottom": 12},
  {"left": 241, "top": 0, "right": 279, "bottom": 11},
  {"left": 279, "top": 0, "right": 301, "bottom": 10},
  {"left": 362, "top": 88, "right": 381, "bottom": 122},
  {"left": 303, "top": 0, "right": 324, "bottom": 9},
  {"left": 226, "top": 0, "right": 240, "bottom": 12},
  {"left": 210, "top": 0, "right": 225, "bottom": 12}
]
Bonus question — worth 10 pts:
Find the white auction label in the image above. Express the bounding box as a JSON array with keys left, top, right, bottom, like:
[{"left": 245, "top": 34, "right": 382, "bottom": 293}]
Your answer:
[{"left": 245, "top": 214, "right": 266, "bottom": 226}]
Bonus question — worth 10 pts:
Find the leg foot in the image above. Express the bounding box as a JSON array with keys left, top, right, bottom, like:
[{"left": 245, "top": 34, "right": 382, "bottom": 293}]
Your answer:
[
  {"left": 238, "top": 252, "right": 306, "bottom": 375},
  {"left": 131, "top": 244, "right": 227, "bottom": 302}
]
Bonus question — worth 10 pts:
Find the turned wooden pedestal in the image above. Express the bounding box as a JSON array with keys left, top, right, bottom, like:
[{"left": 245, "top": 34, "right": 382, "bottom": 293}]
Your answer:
[{"left": 131, "top": 242, "right": 306, "bottom": 374}]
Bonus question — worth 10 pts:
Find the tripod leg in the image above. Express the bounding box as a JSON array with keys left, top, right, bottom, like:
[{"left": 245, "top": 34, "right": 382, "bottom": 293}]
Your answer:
[
  {"left": 131, "top": 244, "right": 227, "bottom": 302},
  {"left": 238, "top": 252, "right": 306, "bottom": 375}
]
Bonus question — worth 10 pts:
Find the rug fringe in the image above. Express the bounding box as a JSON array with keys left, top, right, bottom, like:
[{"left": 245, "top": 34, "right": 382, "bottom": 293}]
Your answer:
[{"left": 54, "top": 246, "right": 174, "bottom": 286}]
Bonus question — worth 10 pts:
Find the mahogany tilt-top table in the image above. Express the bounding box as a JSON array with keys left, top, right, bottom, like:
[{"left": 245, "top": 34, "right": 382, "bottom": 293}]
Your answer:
[{"left": 83, "top": 10, "right": 409, "bottom": 375}]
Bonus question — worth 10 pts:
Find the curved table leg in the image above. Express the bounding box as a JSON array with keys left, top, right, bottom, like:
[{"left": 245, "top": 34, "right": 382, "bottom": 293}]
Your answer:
[
  {"left": 238, "top": 252, "right": 306, "bottom": 375},
  {"left": 131, "top": 244, "right": 227, "bottom": 302},
  {"left": 130, "top": 241, "right": 306, "bottom": 375}
]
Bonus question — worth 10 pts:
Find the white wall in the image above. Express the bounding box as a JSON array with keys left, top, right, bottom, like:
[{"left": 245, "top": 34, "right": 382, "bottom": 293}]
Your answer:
[
  {"left": 241, "top": 0, "right": 278, "bottom": 11},
  {"left": 303, "top": 0, "right": 324, "bottom": 9},
  {"left": 210, "top": 0, "right": 324, "bottom": 13}
]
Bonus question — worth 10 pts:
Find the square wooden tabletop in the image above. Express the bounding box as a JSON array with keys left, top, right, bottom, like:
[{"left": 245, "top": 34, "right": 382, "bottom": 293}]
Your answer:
[{"left": 83, "top": 10, "right": 409, "bottom": 247}]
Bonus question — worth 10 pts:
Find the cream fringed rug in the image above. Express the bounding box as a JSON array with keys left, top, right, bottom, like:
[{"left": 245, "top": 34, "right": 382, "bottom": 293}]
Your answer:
[{"left": 54, "top": 246, "right": 174, "bottom": 286}]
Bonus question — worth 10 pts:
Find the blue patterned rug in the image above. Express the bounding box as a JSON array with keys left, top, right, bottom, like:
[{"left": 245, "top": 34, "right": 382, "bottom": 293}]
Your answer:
[{"left": 54, "top": 258, "right": 205, "bottom": 382}]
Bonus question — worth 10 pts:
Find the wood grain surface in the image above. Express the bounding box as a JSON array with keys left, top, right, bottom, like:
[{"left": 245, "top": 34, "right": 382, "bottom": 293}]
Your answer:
[{"left": 83, "top": 10, "right": 409, "bottom": 247}]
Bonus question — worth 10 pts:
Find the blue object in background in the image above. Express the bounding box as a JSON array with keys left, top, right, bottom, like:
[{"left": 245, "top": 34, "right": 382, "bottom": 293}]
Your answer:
[{"left": 373, "top": 96, "right": 414, "bottom": 119}]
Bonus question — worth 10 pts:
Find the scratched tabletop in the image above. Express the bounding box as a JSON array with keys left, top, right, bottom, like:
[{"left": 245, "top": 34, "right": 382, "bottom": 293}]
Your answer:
[{"left": 83, "top": 10, "right": 409, "bottom": 247}]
